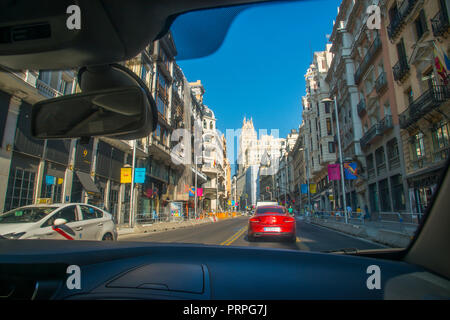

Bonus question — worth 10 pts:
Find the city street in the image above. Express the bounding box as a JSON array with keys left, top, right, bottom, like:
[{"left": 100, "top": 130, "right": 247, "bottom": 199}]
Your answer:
[{"left": 119, "top": 216, "right": 385, "bottom": 252}]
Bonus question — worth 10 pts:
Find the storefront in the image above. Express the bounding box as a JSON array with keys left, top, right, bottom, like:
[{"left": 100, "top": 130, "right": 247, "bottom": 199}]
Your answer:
[
  {"left": 407, "top": 166, "right": 442, "bottom": 215},
  {"left": 4, "top": 101, "right": 43, "bottom": 211}
]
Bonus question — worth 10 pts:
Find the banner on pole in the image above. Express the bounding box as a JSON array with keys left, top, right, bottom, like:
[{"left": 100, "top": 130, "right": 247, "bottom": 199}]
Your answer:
[
  {"left": 327, "top": 164, "right": 341, "bottom": 180},
  {"left": 134, "top": 168, "right": 146, "bottom": 183},
  {"left": 344, "top": 162, "right": 358, "bottom": 180},
  {"left": 120, "top": 168, "right": 132, "bottom": 183},
  {"left": 301, "top": 184, "right": 308, "bottom": 194}
]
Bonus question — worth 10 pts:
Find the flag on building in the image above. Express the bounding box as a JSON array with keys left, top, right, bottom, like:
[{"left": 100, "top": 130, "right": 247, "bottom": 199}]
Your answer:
[
  {"left": 197, "top": 188, "right": 203, "bottom": 197},
  {"left": 434, "top": 47, "right": 448, "bottom": 85},
  {"left": 344, "top": 162, "right": 358, "bottom": 180},
  {"left": 327, "top": 164, "right": 341, "bottom": 180}
]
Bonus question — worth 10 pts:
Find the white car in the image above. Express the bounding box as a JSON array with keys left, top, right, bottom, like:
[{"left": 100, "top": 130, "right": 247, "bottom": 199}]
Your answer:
[{"left": 0, "top": 203, "right": 118, "bottom": 241}]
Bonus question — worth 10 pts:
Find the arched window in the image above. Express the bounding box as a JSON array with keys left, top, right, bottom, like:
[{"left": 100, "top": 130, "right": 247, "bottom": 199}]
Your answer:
[
  {"left": 210, "top": 122, "right": 213, "bottom": 130},
  {"left": 203, "top": 120, "right": 207, "bottom": 129}
]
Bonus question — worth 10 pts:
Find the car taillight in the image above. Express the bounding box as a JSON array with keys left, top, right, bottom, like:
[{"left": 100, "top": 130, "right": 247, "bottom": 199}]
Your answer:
[
  {"left": 283, "top": 217, "right": 295, "bottom": 223},
  {"left": 249, "top": 217, "right": 260, "bottom": 223}
]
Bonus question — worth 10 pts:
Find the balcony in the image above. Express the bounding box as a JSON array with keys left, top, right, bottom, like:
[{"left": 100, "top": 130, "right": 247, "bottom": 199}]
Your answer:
[
  {"left": 432, "top": 9, "right": 450, "bottom": 37},
  {"left": 36, "top": 79, "right": 63, "bottom": 98},
  {"left": 357, "top": 99, "right": 367, "bottom": 117},
  {"left": 433, "top": 146, "right": 450, "bottom": 163},
  {"left": 375, "top": 72, "right": 388, "bottom": 94},
  {"left": 399, "top": 85, "right": 450, "bottom": 129},
  {"left": 360, "top": 123, "right": 383, "bottom": 149},
  {"left": 354, "top": 35, "right": 382, "bottom": 85},
  {"left": 378, "top": 115, "right": 393, "bottom": 134},
  {"left": 393, "top": 58, "right": 410, "bottom": 82},
  {"left": 387, "top": 0, "right": 419, "bottom": 40}
]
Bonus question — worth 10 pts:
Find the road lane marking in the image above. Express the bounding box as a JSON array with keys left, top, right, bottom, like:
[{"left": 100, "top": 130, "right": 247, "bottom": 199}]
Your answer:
[
  {"left": 221, "top": 225, "right": 247, "bottom": 246},
  {"left": 222, "top": 226, "right": 247, "bottom": 246}
]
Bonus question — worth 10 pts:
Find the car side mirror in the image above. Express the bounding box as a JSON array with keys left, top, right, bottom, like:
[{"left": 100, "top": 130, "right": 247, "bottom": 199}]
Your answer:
[{"left": 53, "top": 218, "right": 67, "bottom": 226}]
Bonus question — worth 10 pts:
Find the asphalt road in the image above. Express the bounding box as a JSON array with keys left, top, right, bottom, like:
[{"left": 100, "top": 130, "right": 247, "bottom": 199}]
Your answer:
[{"left": 119, "top": 216, "right": 385, "bottom": 252}]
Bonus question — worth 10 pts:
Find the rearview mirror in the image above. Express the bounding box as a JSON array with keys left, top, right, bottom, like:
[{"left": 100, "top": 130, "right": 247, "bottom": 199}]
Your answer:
[
  {"left": 32, "top": 86, "right": 154, "bottom": 139},
  {"left": 53, "top": 218, "right": 67, "bottom": 226}
]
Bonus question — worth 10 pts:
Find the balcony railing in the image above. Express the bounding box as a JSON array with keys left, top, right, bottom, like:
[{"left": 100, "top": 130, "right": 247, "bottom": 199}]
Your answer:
[
  {"left": 387, "top": 0, "right": 419, "bottom": 39},
  {"left": 354, "top": 35, "right": 382, "bottom": 85},
  {"left": 379, "top": 115, "right": 393, "bottom": 133},
  {"left": 393, "top": 58, "right": 410, "bottom": 82},
  {"left": 432, "top": 9, "right": 450, "bottom": 37},
  {"left": 360, "top": 123, "right": 383, "bottom": 149},
  {"left": 399, "top": 85, "right": 450, "bottom": 129},
  {"left": 375, "top": 72, "right": 388, "bottom": 94},
  {"left": 433, "top": 146, "right": 450, "bottom": 163},
  {"left": 411, "top": 156, "right": 429, "bottom": 171},
  {"left": 357, "top": 99, "right": 366, "bottom": 117},
  {"left": 36, "top": 79, "right": 63, "bottom": 98}
]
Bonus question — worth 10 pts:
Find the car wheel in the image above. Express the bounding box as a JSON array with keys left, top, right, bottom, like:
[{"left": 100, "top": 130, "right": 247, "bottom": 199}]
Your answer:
[{"left": 102, "top": 233, "right": 114, "bottom": 241}]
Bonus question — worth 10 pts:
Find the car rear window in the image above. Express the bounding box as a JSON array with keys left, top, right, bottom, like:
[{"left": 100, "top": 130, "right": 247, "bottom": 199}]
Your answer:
[{"left": 255, "top": 207, "right": 286, "bottom": 214}]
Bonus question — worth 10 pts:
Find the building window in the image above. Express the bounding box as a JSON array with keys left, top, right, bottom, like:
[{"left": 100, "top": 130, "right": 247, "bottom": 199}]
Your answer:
[
  {"left": 387, "top": 138, "right": 400, "bottom": 169},
  {"left": 203, "top": 120, "right": 207, "bottom": 129},
  {"left": 324, "top": 102, "right": 331, "bottom": 113},
  {"left": 432, "top": 121, "right": 450, "bottom": 162},
  {"left": 391, "top": 175, "right": 405, "bottom": 211},
  {"left": 378, "top": 179, "right": 391, "bottom": 212},
  {"left": 59, "top": 79, "right": 73, "bottom": 95},
  {"left": 328, "top": 142, "right": 335, "bottom": 153},
  {"left": 42, "top": 179, "right": 63, "bottom": 203},
  {"left": 326, "top": 118, "right": 332, "bottom": 135},
  {"left": 210, "top": 122, "right": 213, "bottom": 130},
  {"left": 367, "top": 154, "right": 375, "bottom": 179},
  {"left": 369, "top": 183, "right": 379, "bottom": 213},
  {"left": 140, "top": 65, "right": 148, "bottom": 83},
  {"left": 414, "top": 10, "right": 428, "bottom": 40},
  {"left": 4, "top": 168, "right": 36, "bottom": 211},
  {"left": 405, "top": 87, "right": 414, "bottom": 105},
  {"left": 411, "top": 132, "right": 426, "bottom": 161},
  {"left": 156, "top": 96, "right": 166, "bottom": 116},
  {"left": 375, "top": 147, "right": 386, "bottom": 176}
]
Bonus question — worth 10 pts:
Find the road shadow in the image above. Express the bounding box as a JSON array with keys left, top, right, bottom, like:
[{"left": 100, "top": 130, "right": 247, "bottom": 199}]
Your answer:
[{"left": 243, "top": 234, "right": 305, "bottom": 250}]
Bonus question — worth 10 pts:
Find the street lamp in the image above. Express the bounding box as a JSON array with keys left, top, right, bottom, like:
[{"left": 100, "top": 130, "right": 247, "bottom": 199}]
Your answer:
[{"left": 322, "top": 97, "right": 348, "bottom": 224}]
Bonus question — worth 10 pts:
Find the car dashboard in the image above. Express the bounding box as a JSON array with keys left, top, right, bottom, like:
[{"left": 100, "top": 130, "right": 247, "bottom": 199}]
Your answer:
[{"left": 0, "top": 240, "right": 449, "bottom": 300}]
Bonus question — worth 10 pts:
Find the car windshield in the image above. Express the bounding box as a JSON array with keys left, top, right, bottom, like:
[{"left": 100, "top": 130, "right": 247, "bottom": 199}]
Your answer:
[
  {"left": 0, "top": 207, "right": 57, "bottom": 224},
  {"left": 0, "top": 0, "right": 448, "bottom": 255},
  {"left": 256, "top": 207, "right": 286, "bottom": 215}
]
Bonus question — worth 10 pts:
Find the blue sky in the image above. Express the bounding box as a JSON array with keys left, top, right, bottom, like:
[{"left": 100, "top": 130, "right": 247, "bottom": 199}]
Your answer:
[{"left": 175, "top": 0, "right": 342, "bottom": 172}]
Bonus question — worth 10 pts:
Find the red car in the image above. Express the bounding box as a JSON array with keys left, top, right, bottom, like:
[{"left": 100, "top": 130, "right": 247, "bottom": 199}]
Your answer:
[{"left": 247, "top": 205, "right": 296, "bottom": 242}]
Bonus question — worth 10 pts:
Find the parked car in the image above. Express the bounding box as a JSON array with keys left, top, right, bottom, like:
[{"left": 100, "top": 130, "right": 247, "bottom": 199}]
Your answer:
[
  {"left": 248, "top": 205, "right": 296, "bottom": 242},
  {"left": 0, "top": 203, "right": 117, "bottom": 241}
]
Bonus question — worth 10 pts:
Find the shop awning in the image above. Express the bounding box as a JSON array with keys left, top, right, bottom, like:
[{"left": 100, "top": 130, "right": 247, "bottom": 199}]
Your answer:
[{"left": 76, "top": 171, "right": 100, "bottom": 195}]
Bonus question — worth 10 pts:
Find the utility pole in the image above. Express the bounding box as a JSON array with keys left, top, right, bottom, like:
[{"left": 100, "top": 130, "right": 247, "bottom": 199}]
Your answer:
[
  {"left": 194, "top": 157, "right": 198, "bottom": 219},
  {"left": 129, "top": 140, "right": 136, "bottom": 228},
  {"left": 305, "top": 147, "right": 311, "bottom": 214}
]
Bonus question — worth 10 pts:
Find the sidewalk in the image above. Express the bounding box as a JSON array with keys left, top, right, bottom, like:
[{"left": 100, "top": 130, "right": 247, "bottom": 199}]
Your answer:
[
  {"left": 305, "top": 216, "right": 417, "bottom": 248},
  {"left": 117, "top": 214, "right": 240, "bottom": 239}
]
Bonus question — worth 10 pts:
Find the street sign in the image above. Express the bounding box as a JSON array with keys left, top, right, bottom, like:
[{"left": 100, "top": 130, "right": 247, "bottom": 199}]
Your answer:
[
  {"left": 120, "top": 167, "right": 132, "bottom": 183},
  {"left": 134, "top": 168, "right": 146, "bottom": 183}
]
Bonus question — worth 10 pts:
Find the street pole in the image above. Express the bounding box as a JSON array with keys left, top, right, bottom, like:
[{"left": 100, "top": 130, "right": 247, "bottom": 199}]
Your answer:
[
  {"left": 306, "top": 147, "right": 311, "bottom": 214},
  {"left": 194, "top": 157, "right": 198, "bottom": 220},
  {"left": 216, "top": 170, "right": 218, "bottom": 212},
  {"left": 333, "top": 96, "right": 348, "bottom": 224},
  {"left": 129, "top": 140, "right": 136, "bottom": 228}
]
